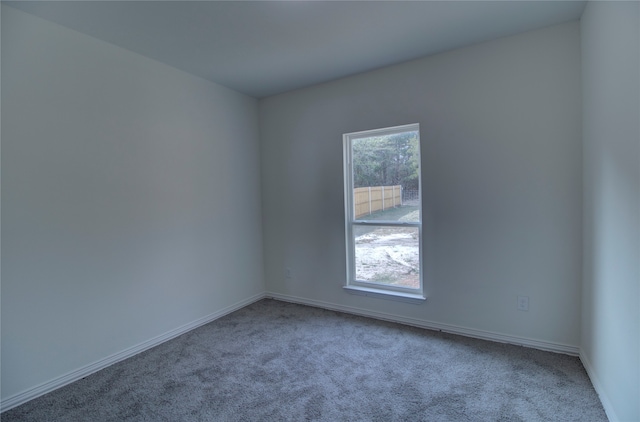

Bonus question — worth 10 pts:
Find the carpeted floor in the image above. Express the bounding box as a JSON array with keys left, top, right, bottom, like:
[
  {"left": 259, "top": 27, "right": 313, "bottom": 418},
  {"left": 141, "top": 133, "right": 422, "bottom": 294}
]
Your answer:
[{"left": 2, "top": 299, "right": 607, "bottom": 421}]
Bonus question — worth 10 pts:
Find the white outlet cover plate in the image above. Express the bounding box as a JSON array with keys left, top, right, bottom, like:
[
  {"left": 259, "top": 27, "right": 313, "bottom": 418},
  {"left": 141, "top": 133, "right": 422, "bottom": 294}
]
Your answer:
[{"left": 517, "top": 296, "right": 529, "bottom": 311}]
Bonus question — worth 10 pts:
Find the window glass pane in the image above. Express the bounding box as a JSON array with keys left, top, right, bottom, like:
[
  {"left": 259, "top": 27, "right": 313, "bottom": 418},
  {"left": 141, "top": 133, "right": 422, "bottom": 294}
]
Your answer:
[
  {"left": 353, "top": 225, "right": 420, "bottom": 289},
  {"left": 352, "top": 131, "right": 420, "bottom": 222}
]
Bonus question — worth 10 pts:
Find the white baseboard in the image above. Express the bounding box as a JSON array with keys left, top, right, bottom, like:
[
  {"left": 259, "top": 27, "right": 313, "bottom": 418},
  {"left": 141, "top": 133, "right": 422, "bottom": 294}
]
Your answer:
[
  {"left": 265, "top": 292, "right": 580, "bottom": 356},
  {"left": 580, "top": 351, "right": 618, "bottom": 422},
  {"left": 1, "top": 291, "right": 583, "bottom": 413},
  {"left": 0, "top": 292, "right": 266, "bottom": 413}
]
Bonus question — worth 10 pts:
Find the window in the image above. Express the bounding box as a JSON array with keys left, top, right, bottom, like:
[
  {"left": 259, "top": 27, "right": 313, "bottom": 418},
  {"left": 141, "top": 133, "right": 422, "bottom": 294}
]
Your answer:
[{"left": 343, "top": 123, "right": 424, "bottom": 301}]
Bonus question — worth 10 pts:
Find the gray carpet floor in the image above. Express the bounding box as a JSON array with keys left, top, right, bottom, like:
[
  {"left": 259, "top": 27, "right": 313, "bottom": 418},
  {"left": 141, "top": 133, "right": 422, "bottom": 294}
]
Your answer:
[{"left": 2, "top": 299, "right": 607, "bottom": 421}]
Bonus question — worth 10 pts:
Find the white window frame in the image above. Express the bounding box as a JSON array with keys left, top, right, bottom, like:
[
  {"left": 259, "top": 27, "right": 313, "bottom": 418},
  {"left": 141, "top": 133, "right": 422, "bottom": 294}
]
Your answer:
[{"left": 343, "top": 123, "right": 425, "bottom": 302}]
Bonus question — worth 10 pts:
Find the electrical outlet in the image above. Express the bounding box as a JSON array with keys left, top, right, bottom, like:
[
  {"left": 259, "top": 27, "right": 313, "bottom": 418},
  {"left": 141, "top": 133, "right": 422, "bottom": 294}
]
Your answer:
[
  {"left": 517, "top": 296, "right": 529, "bottom": 311},
  {"left": 285, "top": 268, "right": 292, "bottom": 279}
]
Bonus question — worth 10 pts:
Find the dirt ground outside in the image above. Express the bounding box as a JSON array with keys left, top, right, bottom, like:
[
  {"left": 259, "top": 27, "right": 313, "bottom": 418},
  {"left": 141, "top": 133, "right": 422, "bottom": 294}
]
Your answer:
[{"left": 354, "top": 205, "right": 420, "bottom": 289}]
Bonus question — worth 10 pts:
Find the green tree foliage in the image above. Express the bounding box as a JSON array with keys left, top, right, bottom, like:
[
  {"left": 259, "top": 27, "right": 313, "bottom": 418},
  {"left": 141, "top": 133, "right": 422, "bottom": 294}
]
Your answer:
[{"left": 352, "top": 131, "right": 420, "bottom": 190}]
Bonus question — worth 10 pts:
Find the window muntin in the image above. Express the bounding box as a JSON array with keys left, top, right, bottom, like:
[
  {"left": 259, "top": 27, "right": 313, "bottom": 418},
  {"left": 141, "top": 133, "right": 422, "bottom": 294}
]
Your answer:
[{"left": 344, "top": 124, "right": 423, "bottom": 298}]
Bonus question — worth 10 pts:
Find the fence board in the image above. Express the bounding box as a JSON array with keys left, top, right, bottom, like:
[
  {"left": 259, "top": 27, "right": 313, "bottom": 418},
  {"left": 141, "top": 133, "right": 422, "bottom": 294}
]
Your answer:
[{"left": 354, "top": 185, "right": 402, "bottom": 218}]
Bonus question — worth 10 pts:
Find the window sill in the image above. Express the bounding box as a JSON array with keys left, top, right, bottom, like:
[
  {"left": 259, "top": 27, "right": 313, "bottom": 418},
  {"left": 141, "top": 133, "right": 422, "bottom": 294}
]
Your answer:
[{"left": 343, "top": 285, "right": 426, "bottom": 304}]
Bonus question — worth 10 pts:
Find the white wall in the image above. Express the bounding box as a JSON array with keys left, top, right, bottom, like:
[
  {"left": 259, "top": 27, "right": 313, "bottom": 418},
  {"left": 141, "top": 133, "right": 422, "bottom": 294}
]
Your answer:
[
  {"left": 1, "top": 5, "right": 264, "bottom": 401},
  {"left": 260, "top": 22, "right": 582, "bottom": 349},
  {"left": 8, "top": 2, "right": 636, "bottom": 415},
  {"left": 581, "top": 2, "right": 640, "bottom": 421}
]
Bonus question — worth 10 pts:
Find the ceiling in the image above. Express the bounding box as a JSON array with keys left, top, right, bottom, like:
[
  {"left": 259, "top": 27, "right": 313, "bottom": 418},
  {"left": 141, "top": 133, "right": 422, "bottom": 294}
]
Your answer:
[{"left": 4, "top": 1, "right": 586, "bottom": 98}]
